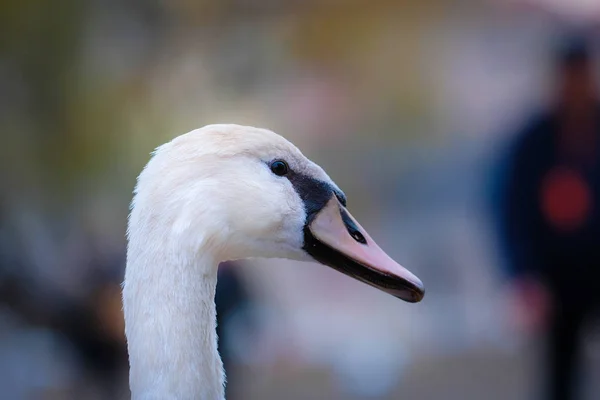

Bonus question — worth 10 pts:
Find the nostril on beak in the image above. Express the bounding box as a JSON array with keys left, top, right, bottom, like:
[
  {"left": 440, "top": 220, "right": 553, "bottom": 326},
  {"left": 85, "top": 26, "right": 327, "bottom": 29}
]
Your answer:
[
  {"left": 338, "top": 206, "right": 368, "bottom": 245},
  {"left": 347, "top": 226, "right": 366, "bottom": 244}
]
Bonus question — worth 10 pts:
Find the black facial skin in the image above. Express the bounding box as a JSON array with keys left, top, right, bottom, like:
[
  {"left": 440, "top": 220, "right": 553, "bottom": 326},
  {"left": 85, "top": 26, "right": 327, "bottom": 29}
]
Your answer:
[
  {"left": 286, "top": 171, "right": 346, "bottom": 224},
  {"left": 268, "top": 160, "right": 423, "bottom": 303}
]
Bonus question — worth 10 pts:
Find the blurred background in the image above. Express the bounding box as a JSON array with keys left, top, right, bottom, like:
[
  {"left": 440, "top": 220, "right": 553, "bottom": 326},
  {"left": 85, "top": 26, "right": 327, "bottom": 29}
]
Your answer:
[{"left": 1, "top": 0, "right": 600, "bottom": 399}]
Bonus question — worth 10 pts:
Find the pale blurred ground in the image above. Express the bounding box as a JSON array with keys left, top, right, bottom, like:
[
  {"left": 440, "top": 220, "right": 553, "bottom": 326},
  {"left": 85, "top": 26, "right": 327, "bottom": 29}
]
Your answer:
[{"left": 1, "top": 0, "right": 599, "bottom": 399}]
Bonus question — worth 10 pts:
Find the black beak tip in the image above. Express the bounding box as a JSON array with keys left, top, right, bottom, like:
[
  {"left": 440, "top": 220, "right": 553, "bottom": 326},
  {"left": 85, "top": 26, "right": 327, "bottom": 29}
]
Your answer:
[{"left": 391, "top": 285, "right": 425, "bottom": 303}]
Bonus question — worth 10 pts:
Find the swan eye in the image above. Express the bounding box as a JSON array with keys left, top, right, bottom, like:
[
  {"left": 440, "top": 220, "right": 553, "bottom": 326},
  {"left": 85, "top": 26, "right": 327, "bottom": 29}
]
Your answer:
[{"left": 270, "top": 160, "right": 289, "bottom": 176}]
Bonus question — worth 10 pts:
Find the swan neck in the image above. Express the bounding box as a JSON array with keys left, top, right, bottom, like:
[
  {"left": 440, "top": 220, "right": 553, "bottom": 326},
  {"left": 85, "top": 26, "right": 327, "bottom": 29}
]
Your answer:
[{"left": 124, "top": 246, "right": 224, "bottom": 400}]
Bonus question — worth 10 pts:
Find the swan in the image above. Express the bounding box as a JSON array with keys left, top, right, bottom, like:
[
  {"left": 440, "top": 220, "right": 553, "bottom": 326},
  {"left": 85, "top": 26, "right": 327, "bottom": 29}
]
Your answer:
[{"left": 123, "top": 124, "right": 425, "bottom": 400}]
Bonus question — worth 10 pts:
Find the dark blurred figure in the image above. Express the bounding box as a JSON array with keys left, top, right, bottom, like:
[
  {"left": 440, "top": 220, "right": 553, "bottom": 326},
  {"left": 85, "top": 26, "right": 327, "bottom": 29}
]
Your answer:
[
  {"left": 497, "top": 35, "right": 600, "bottom": 400},
  {"left": 216, "top": 261, "right": 256, "bottom": 400},
  {"left": 0, "top": 262, "right": 128, "bottom": 398}
]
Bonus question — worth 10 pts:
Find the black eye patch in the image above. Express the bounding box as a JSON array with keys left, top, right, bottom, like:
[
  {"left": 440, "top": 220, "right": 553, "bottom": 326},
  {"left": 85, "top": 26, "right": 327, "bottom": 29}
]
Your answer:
[
  {"left": 286, "top": 174, "right": 332, "bottom": 223},
  {"left": 266, "top": 159, "right": 346, "bottom": 224}
]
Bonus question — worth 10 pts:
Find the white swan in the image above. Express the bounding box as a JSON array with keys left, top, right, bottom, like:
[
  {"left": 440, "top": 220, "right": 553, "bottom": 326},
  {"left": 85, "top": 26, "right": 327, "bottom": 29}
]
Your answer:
[{"left": 123, "top": 124, "right": 425, "bottom": 400}]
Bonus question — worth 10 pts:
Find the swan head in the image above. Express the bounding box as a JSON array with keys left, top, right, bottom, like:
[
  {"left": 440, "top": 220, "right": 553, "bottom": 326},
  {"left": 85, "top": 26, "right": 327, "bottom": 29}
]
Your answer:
[{"left": 131, "top": 124, "right": 424, "bottom": 302}]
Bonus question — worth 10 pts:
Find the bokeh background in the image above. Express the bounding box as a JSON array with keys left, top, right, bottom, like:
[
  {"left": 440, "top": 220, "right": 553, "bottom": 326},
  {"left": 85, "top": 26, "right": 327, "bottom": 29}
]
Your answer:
[{"left": 1, "top": 0, "right": 600, "bottom": 399}]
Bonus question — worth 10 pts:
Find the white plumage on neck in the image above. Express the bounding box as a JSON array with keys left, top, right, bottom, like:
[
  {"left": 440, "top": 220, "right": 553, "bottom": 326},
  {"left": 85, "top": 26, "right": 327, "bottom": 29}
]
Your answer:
[
  {"left": 124, "top": 164, "right": 227, "bottom": 399},
  {"left": 124, "top": 244, "right": 223, "bottom": 399}
]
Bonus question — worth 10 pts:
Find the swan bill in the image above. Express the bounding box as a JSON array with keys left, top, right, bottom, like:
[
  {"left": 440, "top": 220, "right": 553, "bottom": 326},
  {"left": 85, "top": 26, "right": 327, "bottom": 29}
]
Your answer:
[{"left": 303, "top": 196, "right": 425, "bottom": 303}]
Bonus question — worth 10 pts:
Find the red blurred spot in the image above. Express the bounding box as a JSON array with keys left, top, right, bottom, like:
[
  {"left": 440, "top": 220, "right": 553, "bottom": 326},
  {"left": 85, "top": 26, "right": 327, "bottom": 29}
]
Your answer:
[{"left": 540, "top": 166, "right": 592, "bottom": 232}]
